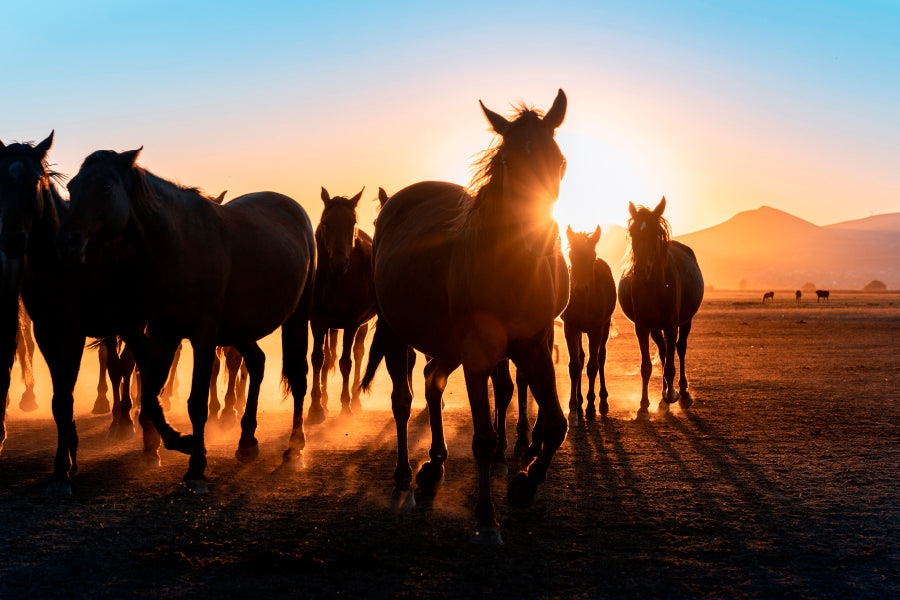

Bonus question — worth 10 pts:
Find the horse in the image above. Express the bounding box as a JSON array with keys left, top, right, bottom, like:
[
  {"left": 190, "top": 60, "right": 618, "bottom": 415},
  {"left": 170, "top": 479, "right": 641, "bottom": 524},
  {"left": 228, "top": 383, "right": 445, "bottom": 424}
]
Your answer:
[
  {"left": 49, "top": 147, "right": 315, "bottom": 494},
  {"left": 308, "top": 187, "right": 376, "bottom": 422},
  {"left": 763, "top": 291, "right": 774, "bottom": 303},
  {"left": 0, "top": 132, "right": 59, "bottom": 458},
  {"left": 618, "top": 197, "right": 704, "bottom": 416},
  {"left": 562, "top": 225, "right": 617, "bottom": 420},
  {"left": 363, "top": 90, "right": 569, "bottom": 544},
  {"left": 816, "top": 290, "right": 830, "bottom": 303},
  {"left": 795, "top": 290, "right": 802, "bottom": 304}
]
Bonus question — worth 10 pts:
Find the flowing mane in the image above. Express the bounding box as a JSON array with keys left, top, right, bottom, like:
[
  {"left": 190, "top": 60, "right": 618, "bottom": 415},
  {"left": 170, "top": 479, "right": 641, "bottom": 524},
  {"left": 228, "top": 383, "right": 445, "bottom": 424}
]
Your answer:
[{"left": 624, "top": 203, "right": 672, "bottom": 275}]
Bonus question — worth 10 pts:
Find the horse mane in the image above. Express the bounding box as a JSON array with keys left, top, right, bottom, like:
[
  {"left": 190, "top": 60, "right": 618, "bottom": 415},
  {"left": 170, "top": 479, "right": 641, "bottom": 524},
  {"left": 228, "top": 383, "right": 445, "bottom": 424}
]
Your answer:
[
  {"left": 624, "top": 204, "right": 672, "bottom": 275},
  {"left": 451, "top": 105, "right": 548, "bottom": 235}
]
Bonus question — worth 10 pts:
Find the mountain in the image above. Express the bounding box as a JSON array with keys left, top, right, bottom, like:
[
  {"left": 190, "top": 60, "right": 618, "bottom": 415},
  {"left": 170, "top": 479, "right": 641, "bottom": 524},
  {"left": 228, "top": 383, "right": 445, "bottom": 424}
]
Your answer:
[
  {"left": 587, "top": 206, "right": 900, "bottom": 290},
  {"left": 676, "top": 206, "right": 900, "bottom": 290}
]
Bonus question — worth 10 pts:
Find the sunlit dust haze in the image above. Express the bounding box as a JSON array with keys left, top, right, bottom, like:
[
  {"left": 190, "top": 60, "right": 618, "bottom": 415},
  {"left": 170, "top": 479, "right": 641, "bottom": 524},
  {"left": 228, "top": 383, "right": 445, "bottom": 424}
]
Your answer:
[{"left": 2, "top": 1, "right": 898, "bottom": 238}]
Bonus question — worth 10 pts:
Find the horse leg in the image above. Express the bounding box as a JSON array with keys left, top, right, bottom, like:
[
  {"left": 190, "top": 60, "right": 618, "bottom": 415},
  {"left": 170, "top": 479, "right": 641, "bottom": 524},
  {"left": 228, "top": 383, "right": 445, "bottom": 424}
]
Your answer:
[
  {"left": 661, "top": 325, "right": 679, "bottom": 410},
  {"left": 650, "top": 328, "right": 667, "bottom": 405},
  {"left": 33, "top": 322, "right": 84, "bottom": 496},
  {"left": 381, "top": 324, "right": 414, "bottom": 507},
  {"left": 507, "top": 338, "right": 567, "bottom": 511},
  {"left": 207, "top": 347, "right": 222, "bottom": 426},
  {"left": 417, "top": 357, "right": 458, "bottom": 501},
  {"left": 0, "top": 294, "right": 19, "bottom": 455},
  {"left": 463, "top": 365, "right": 502, "bottom": 544},
  {"left": 236, "top": 361, "right": 248, "bottom": 417},
  {"left": 597, "top": 321, "right": 612, "bottom": 416},
  {"left": 676, "top": 319, "right": 694, "bottom": 409},
  {"left": 513, "top": 367, "right": 531, "bottom": 459},
  {"left": 489, "top": 359, "right": 514, "bottom": 475},
  {"left": 636, "top": 324, "right": 653, "bottom": 417},
  {"left": 280, "top": 302, "right": 311, "bottom": 469},
  {"left": 127, "top": 331, "right": 191, "bottom": 468},
  {"left": 234, "top": 342, "right": 264, "bottom": 462},
  {"left": 219, "top": 346, "right": 243, "bottom": 430},
  {"left": 105, "top": 341, "right": 128, "bottom": 439},
  {"left": 564, "top": 323, "right": 584, "bottom": 422},
  {"left": 322, "top": 328, "right": 339, "bottom": 410},
  {"left": 16, "top": 314, "right": 37, "bottom": 412},
  {"left": 93, "top": 339, "right": 111, "bottom": 415},
  {"left": 307, "top": 319, "right": 327, "bottom": 425},
  {"left": 159, "top": 342, "right": 181, "bottom": 411},
  {"left": 585, "top": 330, "right": 602, "bottom": 420},
  {"left": 338, "top": 327, "right": 356, "bottom": 417},
  {"left": 182, "top": 336, "right": 217, "bottom": 493},
  {"left": 118, "top": 344, "right": 136, "bottom": 436},
  {"left": 350, "top": 322, "right": 368, "bottom": 413}
]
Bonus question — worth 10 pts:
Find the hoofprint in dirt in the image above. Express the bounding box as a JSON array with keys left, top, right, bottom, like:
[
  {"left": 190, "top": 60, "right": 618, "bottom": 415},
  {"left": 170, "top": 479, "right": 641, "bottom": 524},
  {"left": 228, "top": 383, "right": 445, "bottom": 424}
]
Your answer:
[{"left": 0, "top": 291, "right": 898, "bottom": 599}]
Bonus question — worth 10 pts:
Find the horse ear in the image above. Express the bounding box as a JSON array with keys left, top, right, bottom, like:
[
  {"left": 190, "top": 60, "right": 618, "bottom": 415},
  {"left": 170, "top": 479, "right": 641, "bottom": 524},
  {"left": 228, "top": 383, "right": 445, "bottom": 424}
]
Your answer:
[
  {"left": 565, "top": 224, "right": 575, "bottom": 243},
  {"left": 378, "top": 187, "right": 389, "bottom": 208},
  {"left": 628, "top": 201, "right": 638, "bottom": 220},
  {"left": 213, "top": 191, "right": 227, "bottom": 204},
  {"left": 480, "top": 100, "right": 511, "bottom": 135},
  {"left": 33, "top": 130, "right": 54, "bottom": 160},
  {"left": 543, "top": 89, "right": 567, "bottom": 131},
  {"left": 117, "top": 147, "right": 142, "bottom": 171},
  {"left": 589, "top": 225, "right": 602, "bottom": 245},
  {"left": 653, "top": 196, "right": 666, "bottom": 217},
  {"left": 349, "top": 187, "right": 365, "bottom": 207},
  {"left": 320, "top": 187, "right": 330, "bottom": 203}
]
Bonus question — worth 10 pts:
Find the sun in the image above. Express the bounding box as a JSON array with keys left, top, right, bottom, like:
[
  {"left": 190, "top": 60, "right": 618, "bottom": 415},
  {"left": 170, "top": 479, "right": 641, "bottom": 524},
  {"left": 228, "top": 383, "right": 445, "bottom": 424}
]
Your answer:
[{"left": 553, "top": 130, "right": 666, "bottom": 234}]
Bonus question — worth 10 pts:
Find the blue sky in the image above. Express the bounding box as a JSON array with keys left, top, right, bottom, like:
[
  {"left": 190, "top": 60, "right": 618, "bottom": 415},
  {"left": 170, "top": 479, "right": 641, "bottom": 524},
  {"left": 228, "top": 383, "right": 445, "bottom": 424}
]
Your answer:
[{"left": 2, "top": 1, "right": 898, "bottom": 233}]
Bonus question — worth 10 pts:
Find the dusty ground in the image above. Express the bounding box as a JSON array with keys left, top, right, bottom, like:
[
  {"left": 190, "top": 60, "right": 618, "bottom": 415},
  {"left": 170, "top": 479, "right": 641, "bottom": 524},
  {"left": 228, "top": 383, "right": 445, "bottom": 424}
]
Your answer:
[{"left": 1, "top": 291, "right": 898, "bottom": 599}]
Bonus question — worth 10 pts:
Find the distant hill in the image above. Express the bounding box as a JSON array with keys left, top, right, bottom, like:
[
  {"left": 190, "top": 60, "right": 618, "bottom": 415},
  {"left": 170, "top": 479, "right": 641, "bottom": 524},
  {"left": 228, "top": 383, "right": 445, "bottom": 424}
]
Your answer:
[{"left": 587, "top": 206, "right": 900, "bottom": 290}]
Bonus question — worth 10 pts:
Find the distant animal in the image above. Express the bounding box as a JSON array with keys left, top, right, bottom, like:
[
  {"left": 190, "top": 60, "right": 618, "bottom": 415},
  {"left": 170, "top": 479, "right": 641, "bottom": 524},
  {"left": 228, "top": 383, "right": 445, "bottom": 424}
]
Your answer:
[
  {"left": 795, "top": 290, "right": 802, "bottom": 304},
  {"left": 618, "top": 197, "right": 704, "bottom": 415},
  {"left": 763, "top": 291, "right": 774, "bottom": 303},
  {"left": 816, "top": 290, "right": 830, "bottom": 303},
  {"left": 361, "top": 89, "right": 569, "bottom": 544},
  {"left": 562, "top": 225, "right": 617, "bottom": 420},
  {"left": 55, "top": 146, "right": 316, "bottom": 494},
  {"left": 308, "top": 187, "right": 376, "bottom": 422}
]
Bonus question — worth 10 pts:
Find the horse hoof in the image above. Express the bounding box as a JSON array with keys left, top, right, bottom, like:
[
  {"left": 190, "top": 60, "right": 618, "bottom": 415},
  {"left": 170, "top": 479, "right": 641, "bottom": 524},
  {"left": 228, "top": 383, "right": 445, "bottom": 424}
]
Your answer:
[
  {"left": 635, "top": 410, "right": 650, "bottom": 422},
  {"left": 350, "top": 399, "right": 363, "bottom": 413},
  {"left": 664, "top": 390, "right": 680, "bottom": 404},
  {"left": 235, "top": 443, "right": 260, "bottom": 463},
  {"left": 657, "top": 401, "right": 670, "bottom": 414},
  {"left": 585, "top": 404, "right": 597, "bottom": 420},
  {"left": 46, "top": 480, "right": 73, "bottom": 497},
  {"left": 678, "top": 392, "right": 693, "bottom": 409},
  {"left": 142, "top": 452, "right": 161, "bottom": 468},
  {"left": 600, "top": 400, "right": 610, "bottom": 417},
  {"left": 492, "top": 461, "right": 509, "bottom": 477},
  {"left": 18, "top": 398, "right": 38, "bottom": 413},
  {"left": 218, "top": 413, "right": 237, "bottom": 431},
  {"left": 181, "top": 479, "right": 209, "bottom": 495},
  {"left": 469, "top": 527, "right": 503, "bottom": 545},
  {"left": 507, "top": 472, "right": 537, "bottom": 508},
  {"left": 306, "top": 407, "right": 326, "bottom": 425},
  {"left": 281, "top": 451, "right": 304, "bottom": 471},
  {"left": 391, "top": 488, "right": 416, "bottom": 509},
  {"left": 92, "top": 399, "right": 111, "bottom": 415}
]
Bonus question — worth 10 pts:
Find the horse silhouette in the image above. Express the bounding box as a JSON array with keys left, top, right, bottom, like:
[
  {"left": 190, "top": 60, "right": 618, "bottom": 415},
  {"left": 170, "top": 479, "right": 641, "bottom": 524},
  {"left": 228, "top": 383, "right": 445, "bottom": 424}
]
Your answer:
[
  {"left": 562, "top": 225, "right": 617, "bottom": 420},
  {"left": 308, "top": 187, "right": 376, "bottom": 422},
  {"left": 55, "top": 147, "right": 315, "bottom": 494},
  {"left": 763, "top": 291, "right": 774, "bottom": 303},
  {"left": 795, "top": 290, "right": 802, "bottom": 304},
  {"left": 361, "top": 90, "right": 569, "bottom": 544},
  {"left": 618, "top": 197, "right": 704, "bottom": 416},
  {"left": 816, "top": 290, "right": 830, "bottom": 303}
]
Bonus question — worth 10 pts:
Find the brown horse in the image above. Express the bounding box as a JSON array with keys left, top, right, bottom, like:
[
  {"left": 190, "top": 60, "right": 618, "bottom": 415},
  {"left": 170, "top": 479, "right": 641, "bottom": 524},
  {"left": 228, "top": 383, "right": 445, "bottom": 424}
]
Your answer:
[
  {"left": 795, "top": 290, "right": 802, "bottom": 304},
  {"left": 816, "top": 289, "right": 830, "bottom": 303},
  {"left": 57, "top": 148, "right": 315, "bottom": 494},
  {"left": 365, "top": 90, "right": 569, "bottom": 544},
  {"left": 308, "top": 187, "right": 376, "bottom": 422},
  {"left": 618, "top": 197, "right": 704, "bottom": 416},
  {"left": 562, "top": 225, "right": 617, "bottom": 420},
  {"left": 0, "top": 132, "right": 59, "bottom": 458},
  {"left": 763, "top": 291, "right": 774, "bottom": 303}
]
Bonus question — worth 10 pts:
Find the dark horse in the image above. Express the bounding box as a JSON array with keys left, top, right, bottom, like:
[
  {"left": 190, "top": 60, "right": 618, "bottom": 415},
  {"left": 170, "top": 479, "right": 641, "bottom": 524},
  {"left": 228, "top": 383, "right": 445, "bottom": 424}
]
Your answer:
[
  {"left": 0, "top": 132, "right": 58, "bottom": 457},
  {"left": 816, "top": 289, "right": 830, "bottom": 303},
  {"left": 618, "top": 197, "right": 704, "bottom": 416},
  {"left": 795, "top": 290, "right": 802, "bottom": 304},
  {"left": 308, "top": 187, "right": 376, "bottom": 422},
  {"left": 763, "top": 291, "right": 774, "bottom": 303},
  {"left": 365, "top": 90, "right": 569, "bottom": 544},
  {"left": 54, "top": 148, "right": 315, "bottom": 493},
  {"left": 562, "top": 225, "right": 616, "bottom": 420}
]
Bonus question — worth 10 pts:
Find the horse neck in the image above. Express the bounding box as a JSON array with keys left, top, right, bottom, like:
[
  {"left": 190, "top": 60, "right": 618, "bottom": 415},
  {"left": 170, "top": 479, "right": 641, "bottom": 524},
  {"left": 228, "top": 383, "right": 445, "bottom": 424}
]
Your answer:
[{"left": 27, "top": 181, "right": 64, "bottom": 255}]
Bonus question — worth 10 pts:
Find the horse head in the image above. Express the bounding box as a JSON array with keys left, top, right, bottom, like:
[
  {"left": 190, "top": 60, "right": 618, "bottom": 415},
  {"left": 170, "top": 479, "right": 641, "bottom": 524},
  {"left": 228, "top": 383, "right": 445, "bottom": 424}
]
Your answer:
[
  {"left": 317, "top": 186, "right": 364, "bottom": 276},
  {"left": 565, "top": 224, "right": 601, "bottom": 293},
  {"left": 0, "top": 131, "right": 55, "bottom": 260},
  {"left": 627, "top": 196, "right": 670, "bottom": 281},
  {"left": 60, "top": 147, "right": 143, "bottom": 263},
  {"left": 478, "top": 89, "right": 567, "bottom": 256}
]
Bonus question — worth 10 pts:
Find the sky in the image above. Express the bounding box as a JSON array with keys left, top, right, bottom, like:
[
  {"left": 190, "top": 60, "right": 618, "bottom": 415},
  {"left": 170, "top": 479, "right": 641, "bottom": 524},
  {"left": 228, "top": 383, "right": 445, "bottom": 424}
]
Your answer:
[{"left": 2, "top": 0, "right": 898, "bottom": 236}]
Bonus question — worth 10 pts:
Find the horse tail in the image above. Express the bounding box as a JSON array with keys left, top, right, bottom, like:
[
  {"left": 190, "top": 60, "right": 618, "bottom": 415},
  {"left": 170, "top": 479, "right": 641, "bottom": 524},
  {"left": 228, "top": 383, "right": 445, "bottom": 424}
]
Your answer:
[{"left": 360, "top": 319, "right": 385, "bottom": 393}]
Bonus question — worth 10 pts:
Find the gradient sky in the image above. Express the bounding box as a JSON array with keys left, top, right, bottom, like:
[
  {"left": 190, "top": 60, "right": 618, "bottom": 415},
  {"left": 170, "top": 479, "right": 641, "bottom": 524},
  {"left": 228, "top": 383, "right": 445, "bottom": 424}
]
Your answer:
[{"left": 2, "top": 1, "right": 898, "bottom": 235}]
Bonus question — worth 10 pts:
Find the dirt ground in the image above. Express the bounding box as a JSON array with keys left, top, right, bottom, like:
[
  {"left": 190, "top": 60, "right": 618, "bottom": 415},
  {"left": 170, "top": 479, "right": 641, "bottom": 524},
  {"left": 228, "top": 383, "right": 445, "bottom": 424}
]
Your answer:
[{"left": 1, "top": 290, "right": 898, "bottom": 599}]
